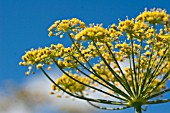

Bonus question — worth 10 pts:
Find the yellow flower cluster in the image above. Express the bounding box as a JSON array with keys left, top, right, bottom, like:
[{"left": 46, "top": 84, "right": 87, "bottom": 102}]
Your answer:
[
  {"left": 51, "top": 73, "right": 90, "bottom": 93},
  {"left": 136, "top": 8, "right": 170, "bottom": 24},
  {"left": 156, "top": 33, "right": 170, "bottom": 43},
  {"left": 117, "top": 9, "right": 170, "bottom": 42},
  {"left": 108, "top": 24, "right": 123, "bottom": 39},
  {"left": 20, "top": 48, "right": 53, "bottom": 65},
  {"left": 118, "top": 19, "right": 135, "bottom": 32},
  {"left": 48, "top": 18, "right": 86, "bottom": 37},
  {"left": 20, "top": 44, "right": 65, "bottom": 65},
  {"left": 19, "top": 44, "right": 66, "bottom": 75},
  {"left": 117, "top": 19, "right": 156, "bottom": 41},
  {"left": 75, "top": 24, "right": 110, "bottom": 41}
]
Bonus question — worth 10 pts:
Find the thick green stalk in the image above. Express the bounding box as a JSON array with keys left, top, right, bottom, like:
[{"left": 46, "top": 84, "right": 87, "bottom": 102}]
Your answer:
[{"left": 134, "top": 105, "right": 142, "bottom": 113}]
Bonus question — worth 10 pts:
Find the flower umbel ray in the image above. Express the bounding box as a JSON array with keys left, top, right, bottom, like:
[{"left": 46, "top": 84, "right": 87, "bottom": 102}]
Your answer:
[{"left": 20, "top": 8, "right": 170, "bottom": 113}]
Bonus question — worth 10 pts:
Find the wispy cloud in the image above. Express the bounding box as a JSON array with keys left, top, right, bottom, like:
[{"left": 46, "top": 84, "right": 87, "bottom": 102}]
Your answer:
[
  {"left": 0, "top": 74, "right": 96, "bottom": 113},
  {"left": 0, "top": 60, "right": 131, "bottom": 113}
]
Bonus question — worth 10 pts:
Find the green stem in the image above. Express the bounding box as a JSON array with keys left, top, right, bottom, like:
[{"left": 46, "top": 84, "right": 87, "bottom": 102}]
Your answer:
[
  {"left": 146, "top": 99, "right": 170, "bottom": 105},
  {"left": 105, "top": 42, "right": 134, "bottom": 97},
  {"left": 92, "top": 40, "right": 131, "bottom": 98},
  {"left": 128, "top": 55, "right": 136, "bottom": 95},
  {"left": 134, "top": 105, "right": 142, "bottom": 113},
  {"left": 129, "top": 33, "right": 138, "bottom": 95},
  {"left": 87, "top": 101, "right": 130, "bottom": 110}
]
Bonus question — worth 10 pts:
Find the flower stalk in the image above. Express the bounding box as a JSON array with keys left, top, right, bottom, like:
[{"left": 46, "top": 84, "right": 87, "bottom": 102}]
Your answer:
[{"left": 134, "top": 105, "right": 142, "bottom": 113}]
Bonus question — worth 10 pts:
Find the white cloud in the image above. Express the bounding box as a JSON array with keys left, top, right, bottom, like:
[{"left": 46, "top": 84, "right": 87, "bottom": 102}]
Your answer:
[
  {"left": 0, "top": 60, "right": 131, "bottom": 113},
  {"left": 0, "top": 74, "right": 96, "bottom": 113}
]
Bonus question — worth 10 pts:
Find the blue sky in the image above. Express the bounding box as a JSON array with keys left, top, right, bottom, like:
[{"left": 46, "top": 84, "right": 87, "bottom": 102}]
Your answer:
[{"left": 0, "top": 0, "right": 170, "bottom": 113}]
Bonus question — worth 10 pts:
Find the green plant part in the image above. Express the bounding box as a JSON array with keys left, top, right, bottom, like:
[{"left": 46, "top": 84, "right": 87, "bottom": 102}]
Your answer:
[{"left": 20, "top": 8, "right": 170, "bottom": 113}]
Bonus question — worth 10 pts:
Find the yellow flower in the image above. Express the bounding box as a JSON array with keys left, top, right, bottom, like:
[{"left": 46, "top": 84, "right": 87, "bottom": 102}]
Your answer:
[
  {"left": 47, "top": 66, "right": 52, "bottom": 70},
  {"left": 124, "top": 67, "right": 130, "bottom": 72},
  {"left": 25, "top": 71, "right": 30, "bottom": 76},
  {"left": 48, "top": 31, "right": 53, "bottom": 37},
  {"left": 145, "top": 51, "right": 151, "bottom": 56},
  {"left": 158, "top": 49, "right": 166, "bottom": 56},
  {"left": 51, "top": 84, "right": 56, "bottom": 90},
  {"left": 71, "top": 18, "right": 80, "bottom": 26},
  {"left": 36, "top": 64, "right": 43, "bottom": 69},
  {"left": 70, "top": 33, "right": 75, "bottom": 38}
]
